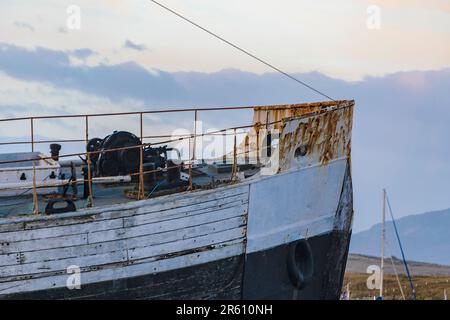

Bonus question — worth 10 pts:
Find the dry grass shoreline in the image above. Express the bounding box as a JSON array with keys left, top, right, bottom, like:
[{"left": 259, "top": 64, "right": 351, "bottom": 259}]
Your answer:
[{"left": 343, "top": 254, "right": 450, "bottom": 300}]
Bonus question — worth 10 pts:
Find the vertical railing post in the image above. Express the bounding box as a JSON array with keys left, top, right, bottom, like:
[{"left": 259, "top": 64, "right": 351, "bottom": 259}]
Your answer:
[
  {"left": 230, "top": 128, "right": 238, "bottom": 183},
  {"left": 222, "top": 131, "right": 227, "bottom": 164},
  {"left": 30, "top": 118, "right": 39, "bottom": 214},
  {"left": 188, "top": 162, "right": 193, "bottom": 191},
  {"left": 188, "top": 131, "right": 193, "bottom": 191},
  {"left": 85, "top": 116, "right": 93, "bottom": 207},
  {"left": 255, "top": 123, "right": 261, "bottom": 166},
  {"left": 192, "top": 110, "right": 198, "bottom": 161},
  {"left": 138, "top": 113, "right": 145, "bottom": 200},
  {"left": 244, "top": 134, "right": 249, "bottom": 165}
]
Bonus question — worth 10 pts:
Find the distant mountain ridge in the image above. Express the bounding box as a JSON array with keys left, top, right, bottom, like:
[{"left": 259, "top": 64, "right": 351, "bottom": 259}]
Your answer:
[
  {"left": 350, "top": 208, "right": 450, "bottom": 265},
  {"left": 346, "top": 254, "right": 450, "bottom": 276}
]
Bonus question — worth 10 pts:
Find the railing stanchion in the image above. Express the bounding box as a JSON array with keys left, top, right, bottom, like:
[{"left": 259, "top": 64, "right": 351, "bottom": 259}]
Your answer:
[
  {"left": 138, "top": 113, "right": 145, "bottom": 200},
  {"left": 256, "top": 123, "right": 261, "bottom": 166},
  {"left": 188, "top": 133, "right": 193, "bottom": 191},
  {"left": 188, "top": 162, "right": 193, "bottom": 191},
  {"left": 31, "top": 118, "right": 39, "bottom": 214},
  {"left": 230, "top": 128, "right": 238, "bottom": 183},
  {"left": 192, "top": 110, "right": 198, "bottom": 161},
  {"left": 244, "top": 134, "right": 249, "bottom": 165},
  {"left": 85, "top": 116, "right": 93, "bottom": 207}
]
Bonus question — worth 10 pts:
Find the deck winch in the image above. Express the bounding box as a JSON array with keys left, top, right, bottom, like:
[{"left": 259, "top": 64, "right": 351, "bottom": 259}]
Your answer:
[{"left": 85, "top": 130, "right": 183, "bottom": 186}]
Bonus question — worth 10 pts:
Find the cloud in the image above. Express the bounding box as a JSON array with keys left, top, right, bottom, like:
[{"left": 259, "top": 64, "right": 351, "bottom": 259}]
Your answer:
[
  {"left": 68, "top": 48, "right": 97, "bottom": 60},
  {"left": 13, "top": 21, "right": 35, "bottom": 32},
  {"left": 0, "top": 43, "right": 186, "bottom": 104},
  {"left": 123, "top": 39, "right": 148, "bottom": 52}
]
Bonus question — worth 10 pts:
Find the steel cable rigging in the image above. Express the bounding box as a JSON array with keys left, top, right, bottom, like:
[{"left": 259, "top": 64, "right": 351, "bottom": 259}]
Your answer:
[{"left": 148, "top": 0, "right": 335, "bottom": 101}]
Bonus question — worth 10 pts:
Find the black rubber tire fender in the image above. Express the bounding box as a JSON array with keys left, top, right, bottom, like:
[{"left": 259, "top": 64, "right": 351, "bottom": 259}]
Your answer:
[{"left": 286, "top": 239, "right": 314, "bottom": 290}]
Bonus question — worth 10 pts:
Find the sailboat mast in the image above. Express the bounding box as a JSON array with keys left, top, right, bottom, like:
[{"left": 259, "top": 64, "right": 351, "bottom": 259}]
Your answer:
[{"left": 380, "top": 188, "right": 386, "bottom": 298}]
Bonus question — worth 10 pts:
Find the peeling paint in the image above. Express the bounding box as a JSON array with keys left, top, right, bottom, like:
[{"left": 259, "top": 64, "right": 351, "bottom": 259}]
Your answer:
[
  {"left": 278, "top": 101, "right": 353, "bottom": 171},
  {"left": 240, "top": 100, "right": 354, "bottom": 172}
]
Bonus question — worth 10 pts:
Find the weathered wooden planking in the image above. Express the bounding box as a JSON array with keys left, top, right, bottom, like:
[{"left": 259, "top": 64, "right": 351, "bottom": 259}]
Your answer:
[
  {"left": 0, "top": 215, "right": 245, "bottom": 267},
  {"left": 0, "top": 252, "right": 18, "bottom": 266},
  {"left": 0, "top": 240, "right": 245, "bottom": 295},
  {"left": 1, "top": 254, "right": 244, "bottom": 300},
  {"left": 0, "top": 237, "right": 128, "bottom": 267},
  {"left": 0, "top": 184, "right": 249, "bottom": 233},
  {"left": 128, "top": 227, "right": 245, "bottom": 261},
  {"left": 0, "top": 187, "right": 248, "bottom": 251},
  {"left": 0, "top": 206, "right": 246, "bottom": 254},
  {"left": 0, "top": 214, "right": 246, "bottom": 267},
  {"left": 0, "top": 193, "right": 247, "bottom": 243},
  {"left": 123, "top": 193, "right": 248, "bottom": 228},
  {"left": 0, "top": 181, "right": 248, "bottom": 290},
  {"left": 0, "top": 218, "right": 123, "bottom": 243},
  {"left": 0, "top": 221, "right": 245, "bottom": 279},
  {"left": 1, "top": 209, "right": 245, "bottom": 254},
  {"left": 88, "top": 205, "right": 247, "bottom": 243},
  {"left": 0, "top": 227, "right": 245, "bottom": 280},
  {"left": 0, "top": 233, "right": 89, "bottom": 254},
  {"left": 0, "top": 250, "right": 128, "bottom": 279},
  {"left": 0, "top": 238, "right": 244, "bottom": 285}
]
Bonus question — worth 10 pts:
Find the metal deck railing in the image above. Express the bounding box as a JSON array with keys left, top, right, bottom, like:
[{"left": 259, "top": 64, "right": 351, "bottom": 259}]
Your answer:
[{"left": 0, "top": 101, "right": 349, "bottom": 215}]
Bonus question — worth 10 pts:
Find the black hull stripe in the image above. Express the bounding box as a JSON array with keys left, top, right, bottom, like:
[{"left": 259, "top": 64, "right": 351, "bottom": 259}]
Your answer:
[{"left": 1, "top": 231, "right": 350, "bottom": 300}]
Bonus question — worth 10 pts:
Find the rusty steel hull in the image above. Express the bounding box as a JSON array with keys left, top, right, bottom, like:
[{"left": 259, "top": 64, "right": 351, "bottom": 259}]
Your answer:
[
  {"left": 0, "top": 159, "right": 353, "bottom": 300},
  {"left": 0, "top": 100, "right": 354, "bottom": 300},
  {"left": 0, "top": 232, "right": 351, "bottom": 300}
]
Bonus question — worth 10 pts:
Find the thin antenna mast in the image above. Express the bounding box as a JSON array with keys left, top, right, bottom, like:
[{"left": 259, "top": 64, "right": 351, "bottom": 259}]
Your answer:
[
  {"left": 380, "top": 188, "right": 386, "bottom": 299},
  {"left": 386, "top": 193, "right": 416, "bottom": 300}
]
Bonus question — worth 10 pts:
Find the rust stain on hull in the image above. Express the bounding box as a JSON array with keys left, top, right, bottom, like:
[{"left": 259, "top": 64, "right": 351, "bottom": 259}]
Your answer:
[
  {"left": 257, "top": 100, "right": 354, "bottom": 171},
  {"left": 220, "top": 100, "right": 354, "bottom": 173},
  {"left": 280, "top": 102, "right": 353, "bottom": 170}
]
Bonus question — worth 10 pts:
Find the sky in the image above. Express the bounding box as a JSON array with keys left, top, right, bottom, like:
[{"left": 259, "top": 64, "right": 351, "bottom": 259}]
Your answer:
[
  {"left": 1, "top": 0, "right": 450, "bottom": 80},
  {"left": 0, "top": 0, "right": 449, "bottom": 231}
]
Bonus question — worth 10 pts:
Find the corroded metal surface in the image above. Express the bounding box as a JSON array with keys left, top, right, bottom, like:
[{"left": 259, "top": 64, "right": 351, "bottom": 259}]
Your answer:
[
  {"left": 0, "top": 100, "right": 355, "bottom": 299},
  {"left": 252, "top": 100, "right": 350, "bottom": 130},
  {"left": 234, "top": 100, "right": 354, "bottom": 172},
  {"left": 278, "top": 101, "right": 354, "bottom": 171}
]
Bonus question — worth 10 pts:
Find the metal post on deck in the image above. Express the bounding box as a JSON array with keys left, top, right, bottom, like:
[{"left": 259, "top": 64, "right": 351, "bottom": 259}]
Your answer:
[
  {"left": 222, "top": 131, "right": 227, "bottom": 164},
  {"left": 244, "top": 135, "right": 249, "bottom": 165},
  {"left": 188, "top": 162, "right": 193, "bottom": 191},
  {"left": 192, "top": 110, "right": 198, "bottom": 161},
  {"left": 255, "top": 123, "right": 261, "bottom": 166},
  {"left": 230, "top": 128, "right": 238, "bottom": 184},
  {"left": 30, "top": 118, "right": 39, "bottom": 214},
  {"left": 85, "top": 116, "right": 93, "bottom": 207},
  {"left": 138, "top": 113, "right": 145, "bottom": 200},
  {"left": 188, "top": 132, "right": 193, "bottom": 191}
]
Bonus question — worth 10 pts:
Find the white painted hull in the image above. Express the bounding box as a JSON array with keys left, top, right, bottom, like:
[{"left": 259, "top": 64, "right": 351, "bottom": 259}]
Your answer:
[
  {"left": 0, "top": 101, "right": 354, "bottom": 299},
  {"left": 0, "top": 158, "right": 351, "bottom": 299}
]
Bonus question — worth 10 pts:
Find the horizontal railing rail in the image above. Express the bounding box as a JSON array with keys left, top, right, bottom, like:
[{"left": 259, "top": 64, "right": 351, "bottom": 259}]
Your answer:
[
  {"left": 0, "top": 100, "right": 353, "bottom": 216},
  {"left": 0, "top": 100, "right": 347, "bottom": 122}
]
